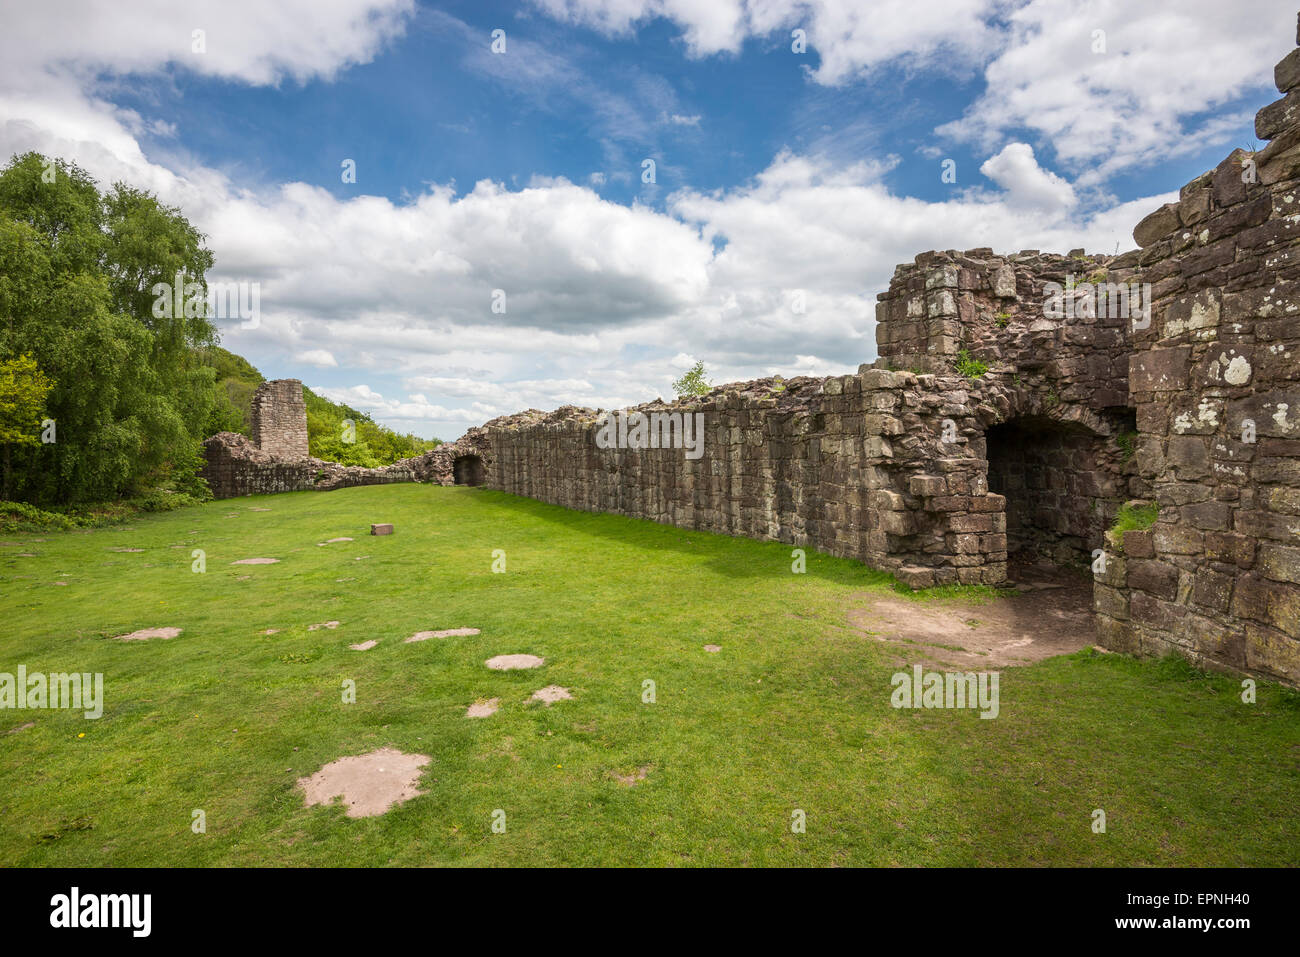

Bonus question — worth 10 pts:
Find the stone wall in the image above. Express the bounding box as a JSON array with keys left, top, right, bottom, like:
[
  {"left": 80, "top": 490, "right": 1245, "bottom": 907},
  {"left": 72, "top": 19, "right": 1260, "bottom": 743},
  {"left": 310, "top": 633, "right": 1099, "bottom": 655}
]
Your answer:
[
  {"left": 200, "top": 424, "right": 491, "bottom": 499},
  {"left": 251, "top": 379, "right": 309, "bottom": 458},
  {"left": 1089, "top": 31, "right": 1300, "bottom": 686}
]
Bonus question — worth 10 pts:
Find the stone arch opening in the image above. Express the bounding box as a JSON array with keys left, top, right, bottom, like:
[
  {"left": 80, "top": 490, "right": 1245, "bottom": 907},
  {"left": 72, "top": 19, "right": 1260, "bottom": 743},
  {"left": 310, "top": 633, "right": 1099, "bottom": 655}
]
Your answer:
[
  {"left": 984, "top": 415, "right": 1116, "bottom": 568},
  {"left": 453, "top": 454, "right": 485, "bottom": 486}
]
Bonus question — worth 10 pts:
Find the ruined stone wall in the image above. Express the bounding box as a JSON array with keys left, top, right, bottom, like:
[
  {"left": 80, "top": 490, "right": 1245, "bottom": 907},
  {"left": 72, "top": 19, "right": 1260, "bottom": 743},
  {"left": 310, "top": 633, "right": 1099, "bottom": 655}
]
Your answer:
[
  {"left": 475, "top": 371, "right": 1011, "bottom": 586},
  {"left": 468, "top": 249, "right": 1147, "bottom": 590},
  {"left": 1090, "top": 33, "right": 1300, "bottom": 686},
  {"left": 251, "top": 379, "right": 309, "bottom": 458},
  {"left": 870, "top": 249, "right": 1139, "bottom": 569},
  {"left": 199, "top": 427, "right": 491, "bottom": 499}
]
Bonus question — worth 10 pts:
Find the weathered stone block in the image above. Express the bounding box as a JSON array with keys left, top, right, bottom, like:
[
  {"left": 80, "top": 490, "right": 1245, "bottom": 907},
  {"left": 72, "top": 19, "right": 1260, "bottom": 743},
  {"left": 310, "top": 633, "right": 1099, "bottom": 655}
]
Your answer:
[
  {"left": 896, "top": 565, "right": 936, "bottom": 590},
  {"left": 1134, "top": 203, "right": 1180, "bottom": 248},
  {"left": 1130, "top": 347, "right": 1192, "bottom": 392},
  {"left": 1128, "top": 560, "right": 1179, "bottom": 600},
  {"left": 1259, "top": 542, "right": 1300, "bottom": 584}
]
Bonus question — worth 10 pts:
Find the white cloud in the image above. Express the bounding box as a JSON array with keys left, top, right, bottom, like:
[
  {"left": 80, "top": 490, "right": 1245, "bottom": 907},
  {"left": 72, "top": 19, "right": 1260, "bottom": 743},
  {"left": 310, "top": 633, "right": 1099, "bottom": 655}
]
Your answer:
[
  {"left": 529, "top": 0, "right": 1003, "bottom": 83},
  {"left": 938, "top": 0, "right": 1295, "bottom": 182},
  {"left": 0, "top": 0, "right": 414, "bottom": 88},
  {"left": 295, "top": 349, "right": 339, "bottom": 368},
  {"left": 979, "top": 143, "right": 1076, "bottom": 211}
]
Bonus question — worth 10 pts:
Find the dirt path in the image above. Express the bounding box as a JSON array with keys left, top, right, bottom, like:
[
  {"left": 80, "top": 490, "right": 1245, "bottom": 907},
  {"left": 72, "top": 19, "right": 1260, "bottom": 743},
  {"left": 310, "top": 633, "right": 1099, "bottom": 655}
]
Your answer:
[{"left": 849, "top": 561, "right": 1097, "bottom": 668}]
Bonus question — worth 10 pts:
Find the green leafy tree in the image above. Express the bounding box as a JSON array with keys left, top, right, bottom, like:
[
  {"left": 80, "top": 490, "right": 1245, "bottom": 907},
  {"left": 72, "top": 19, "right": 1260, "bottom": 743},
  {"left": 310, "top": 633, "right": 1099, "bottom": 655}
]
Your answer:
[
  {"left": 0, "top": 354, "right": 52, "bottom": 499},
  {"left": 0, "top": 152, "right": 219, "bottom": 503},
  {"left": 672, "top": 361, "right": 712, "bottom": 398}
]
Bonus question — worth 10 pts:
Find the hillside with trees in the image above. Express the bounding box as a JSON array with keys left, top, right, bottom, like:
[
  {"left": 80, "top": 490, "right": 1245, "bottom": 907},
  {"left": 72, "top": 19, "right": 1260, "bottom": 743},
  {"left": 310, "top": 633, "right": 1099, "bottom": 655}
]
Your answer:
[{"left": 0, "top": 152, "right": 439, "bottom": 514}]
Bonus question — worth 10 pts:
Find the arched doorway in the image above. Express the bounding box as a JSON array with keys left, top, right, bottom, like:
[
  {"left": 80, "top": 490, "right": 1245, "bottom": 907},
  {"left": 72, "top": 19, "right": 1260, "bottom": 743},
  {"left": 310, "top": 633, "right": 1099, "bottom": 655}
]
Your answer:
[{"left": 453, "top": 454, "right": 485, "bottom": 486}]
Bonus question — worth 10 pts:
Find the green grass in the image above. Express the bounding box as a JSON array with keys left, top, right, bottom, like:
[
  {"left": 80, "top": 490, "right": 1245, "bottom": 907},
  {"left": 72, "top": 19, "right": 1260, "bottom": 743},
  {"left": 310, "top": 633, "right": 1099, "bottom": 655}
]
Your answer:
[
  {"left": 1111, "top": 501, "right": 1160, "bottom": 539},
  {"left": 1, "top": 484, "right": 1296, "bottom": 866}
]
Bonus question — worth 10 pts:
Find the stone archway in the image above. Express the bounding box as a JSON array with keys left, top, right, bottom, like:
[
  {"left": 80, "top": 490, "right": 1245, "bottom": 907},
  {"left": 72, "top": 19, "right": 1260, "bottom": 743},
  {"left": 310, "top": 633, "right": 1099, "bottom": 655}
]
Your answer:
[{"left": 453, "top": 454, "right": 485, "bottom": 486}]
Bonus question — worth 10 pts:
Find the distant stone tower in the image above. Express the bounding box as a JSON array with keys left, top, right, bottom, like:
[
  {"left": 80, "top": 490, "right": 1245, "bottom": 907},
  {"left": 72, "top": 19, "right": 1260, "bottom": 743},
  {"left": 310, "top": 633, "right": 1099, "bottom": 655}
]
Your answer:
[{"left": 250, "top": 379, "right": 309, "bottom": 459}]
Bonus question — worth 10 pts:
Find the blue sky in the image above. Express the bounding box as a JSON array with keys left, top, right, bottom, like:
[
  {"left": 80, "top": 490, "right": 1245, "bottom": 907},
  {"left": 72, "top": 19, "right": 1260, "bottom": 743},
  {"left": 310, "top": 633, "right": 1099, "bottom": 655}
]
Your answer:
[{"left": 0, "top": 0, "right": 1293, "bottom": 439}]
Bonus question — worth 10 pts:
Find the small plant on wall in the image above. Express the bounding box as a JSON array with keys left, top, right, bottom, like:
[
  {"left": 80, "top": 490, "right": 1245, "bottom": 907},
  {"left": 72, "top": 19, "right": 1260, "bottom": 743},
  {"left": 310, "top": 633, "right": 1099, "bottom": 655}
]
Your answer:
[{"left": 955, "top": 349, "right": 988, "bottom": 379}]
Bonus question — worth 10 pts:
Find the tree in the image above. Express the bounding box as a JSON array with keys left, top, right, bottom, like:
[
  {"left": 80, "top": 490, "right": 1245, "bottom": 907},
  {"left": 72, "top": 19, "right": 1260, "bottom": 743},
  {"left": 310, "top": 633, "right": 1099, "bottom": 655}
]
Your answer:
[
  {"left": 0, "top": 355, "right": 52, "bottom": 500},
  {"left": 0, "top": 152, "right": 220, "bottom": 503},
  {"left": 672, "top": 361, "right": 712, "bottom": 398}
]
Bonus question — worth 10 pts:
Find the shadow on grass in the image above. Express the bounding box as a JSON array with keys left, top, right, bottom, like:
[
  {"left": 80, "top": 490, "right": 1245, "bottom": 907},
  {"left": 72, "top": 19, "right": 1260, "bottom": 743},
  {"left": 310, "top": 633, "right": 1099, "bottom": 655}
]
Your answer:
[{"left": 464, "top": 486, "right": 1000, "bottom": 602}]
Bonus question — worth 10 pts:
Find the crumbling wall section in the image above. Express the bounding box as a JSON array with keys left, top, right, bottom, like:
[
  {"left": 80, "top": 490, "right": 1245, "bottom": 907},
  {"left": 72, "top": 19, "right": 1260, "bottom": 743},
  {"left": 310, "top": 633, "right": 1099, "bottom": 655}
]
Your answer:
[
  {"left": 250, "top": 379, "right": 309, "bottom": 458},
  {"left": 1091, "top": 32, "right": 1300, "bottom": 685}
]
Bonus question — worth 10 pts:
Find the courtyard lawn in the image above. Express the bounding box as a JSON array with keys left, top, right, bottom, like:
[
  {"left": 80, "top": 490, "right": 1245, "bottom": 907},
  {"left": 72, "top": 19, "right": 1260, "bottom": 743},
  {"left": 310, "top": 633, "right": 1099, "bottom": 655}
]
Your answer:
[{"left": 1, "top": 483, "right": 1296, "bottom": 866}]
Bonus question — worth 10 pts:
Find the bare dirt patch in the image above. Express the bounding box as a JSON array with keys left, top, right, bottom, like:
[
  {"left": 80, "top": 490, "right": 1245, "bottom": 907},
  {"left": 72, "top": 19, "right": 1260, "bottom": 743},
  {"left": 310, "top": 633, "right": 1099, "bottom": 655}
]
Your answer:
[
  {"left": 308, "top": 621, "right": 341, "bottom": 631},
  {"left": 848, "top": 562, "right": 1094, "bottom": 668},
  {"left": 349, "top": 640, "right": 378, "bottom": 651},
  {"left": 7, "top": 721, "right": 35, "bottom": 734},
  {"left": 109, "top": 547, "right": 144, "bottom": 553},
  {"left": 530, "top": 685, "right": 573, "bottom": 705},
  {"left": 317, "top": 538, "right": 353, "bottom": 546},
  {"left": 114, "top": 627, "right": 182, "bottom": 641},
  {"left": 485, "top": 654, "right": 544, "bottom": 670},
  {"left": 232, "top": 558, "right": 279, "bottom": 565},
  {"left": 297, "top": 747, "right": 430, "bottom": 819},
  {"left": 703, "top": 644, "right": 721, "bottom": 653},
  {"left": 611, "top": 765, "right": 650, "bottom": 786},
  {"left": 466, "top": 697, "right": 500, "bottom": 718},
  {"left": 405, "top": 627, "right": 481, "bottom": 643}
]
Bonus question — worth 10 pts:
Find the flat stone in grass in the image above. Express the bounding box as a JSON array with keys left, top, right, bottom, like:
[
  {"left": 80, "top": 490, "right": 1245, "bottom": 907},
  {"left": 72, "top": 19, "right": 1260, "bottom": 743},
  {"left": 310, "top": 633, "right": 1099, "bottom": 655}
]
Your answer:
[
  {"left": 7, "top": 721, "right": 35, "bottom": 734},
  {"left": 109, "top": 547, "right": 144, "bottom": 553},
  {"left": 530, "top": 685, "right": 573, "bottom": 705},
  {"left": 249, "top": 507, "right": 271, "bottom": 512},
  {"left": 317, "top": 538, "right": 353, "bottom": 546},
  {"left": 405, "top": 627, "right": 480, "bottom": 643},
  {"left": 349, "top": 640, "right": 378, "bottom": 651},
  {"left": 232, "top": 558, "right": 279, "bottom": 565},
  {"left": 308, "top": 620, "right": 341, "bottom": 631},
  {"left": 263, "top": 628, "right": 281, "bottom": 635},
  {"left": 297, "top": 747, "right": 430, "bottom": 819},
  {"left": 370, "top": 523, "right": 394, "bottom": 536},
  {"left": 466, "top": 698, "right": 500, "bottom": 718},
  {"left": 485, "top": 654, "right": 544, "bottom": 670},
  {"left": 704, "top": 644, "right": 721, "bottom": 653},
  {"left": 115, "top": 627, "right": 182, "bottom": 641}
]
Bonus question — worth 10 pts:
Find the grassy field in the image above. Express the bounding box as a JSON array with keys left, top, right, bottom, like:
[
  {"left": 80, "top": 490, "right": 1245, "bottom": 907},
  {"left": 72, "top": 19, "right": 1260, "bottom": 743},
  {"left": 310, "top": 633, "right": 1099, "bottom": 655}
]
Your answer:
[{"left": 1, "top": 483, "right": 1297, "bottom": 866}]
